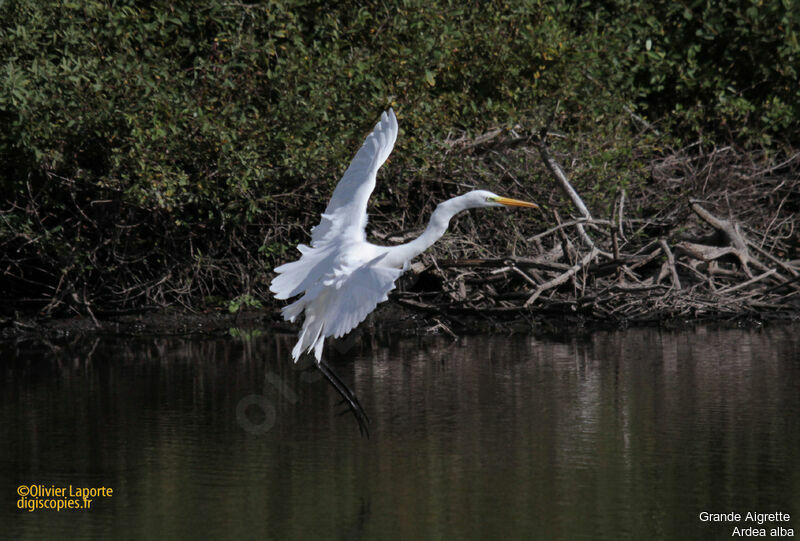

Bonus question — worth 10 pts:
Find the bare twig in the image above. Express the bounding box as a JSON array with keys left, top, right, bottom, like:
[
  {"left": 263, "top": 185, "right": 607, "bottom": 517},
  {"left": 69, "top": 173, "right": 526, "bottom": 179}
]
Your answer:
[{"left": 716, "top": 269, "right": 777, "bottom": 295}]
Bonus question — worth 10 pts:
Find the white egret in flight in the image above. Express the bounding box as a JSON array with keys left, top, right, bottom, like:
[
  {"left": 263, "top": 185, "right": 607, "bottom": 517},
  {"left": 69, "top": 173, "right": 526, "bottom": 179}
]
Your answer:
[{"left": 270, "top": 109, "right": 537, "bottom": 434}]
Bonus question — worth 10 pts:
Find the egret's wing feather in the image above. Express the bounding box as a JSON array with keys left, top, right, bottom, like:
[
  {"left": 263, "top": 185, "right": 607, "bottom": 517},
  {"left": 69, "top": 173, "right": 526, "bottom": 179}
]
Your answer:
[
  {"left": 322, "top": 260, "right": 402, "bottom": 339},
  {"left": 283, "top": 255, "right": 402, "bottom": 361},
  {"left": 310, "top": 109, "right": 398, "bottom": 247},
  {"left": 269, "top": 244, "right": 337, "bottom": 301}
]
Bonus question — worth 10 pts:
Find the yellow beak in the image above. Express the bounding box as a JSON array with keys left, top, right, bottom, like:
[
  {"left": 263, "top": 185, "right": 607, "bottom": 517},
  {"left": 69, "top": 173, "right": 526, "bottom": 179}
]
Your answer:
[{"left": 493, "top": 196, "right": 539, "bottom": 209}]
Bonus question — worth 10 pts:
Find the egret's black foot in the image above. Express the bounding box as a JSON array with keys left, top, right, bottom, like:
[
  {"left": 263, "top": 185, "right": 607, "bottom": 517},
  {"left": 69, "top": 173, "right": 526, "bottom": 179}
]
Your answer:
[{"left": 318, "top": 359, "right": 371, "bottom": 438}]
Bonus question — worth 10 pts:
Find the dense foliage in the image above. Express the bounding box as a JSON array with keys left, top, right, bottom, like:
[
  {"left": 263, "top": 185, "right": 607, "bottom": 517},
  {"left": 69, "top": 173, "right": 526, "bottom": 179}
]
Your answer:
[{"left": 1, "top": 0, "right": 798, "bottom": 314}]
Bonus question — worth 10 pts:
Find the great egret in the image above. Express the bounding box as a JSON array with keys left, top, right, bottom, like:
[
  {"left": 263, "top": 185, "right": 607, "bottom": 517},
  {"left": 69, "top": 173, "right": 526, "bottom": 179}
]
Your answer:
[{"left": 270, "top": 109, "right": 537, "bottom": 433}]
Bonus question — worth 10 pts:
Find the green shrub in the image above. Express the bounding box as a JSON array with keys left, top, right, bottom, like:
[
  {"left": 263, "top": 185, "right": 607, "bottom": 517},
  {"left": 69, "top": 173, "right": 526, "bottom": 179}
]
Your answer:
[{"left": 587, "top": 0, "right": 800, "bottom": 145}]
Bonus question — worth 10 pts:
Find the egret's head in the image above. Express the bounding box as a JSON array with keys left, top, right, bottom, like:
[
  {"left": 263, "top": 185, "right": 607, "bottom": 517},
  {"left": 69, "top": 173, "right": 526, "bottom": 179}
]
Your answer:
[{"left": 465, "top": 190, "right": 539, "bottom": 210}]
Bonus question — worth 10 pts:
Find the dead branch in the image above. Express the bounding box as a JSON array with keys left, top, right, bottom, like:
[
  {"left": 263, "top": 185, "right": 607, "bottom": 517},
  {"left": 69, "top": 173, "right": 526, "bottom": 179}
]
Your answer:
[
  {"left": 659, "top": 239, "right": 682, "bottom": 290},
  {"left": 716, "top": 269, "right": 777, "bottom": 295},
  {"left": 525, "top": 247, "right": 600, "bottom": 307},
  {"left": 536, "top": 139, "right": 598, "bottom": 250},
  {"left": 689, "top": 200, "right": 755, "bottom": 275}
]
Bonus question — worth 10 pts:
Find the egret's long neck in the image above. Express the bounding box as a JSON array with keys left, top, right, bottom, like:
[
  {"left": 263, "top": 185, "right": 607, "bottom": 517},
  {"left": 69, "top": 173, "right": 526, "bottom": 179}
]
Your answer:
[{"left": 383, "top": 196, "right": 467, "bottom": 267}]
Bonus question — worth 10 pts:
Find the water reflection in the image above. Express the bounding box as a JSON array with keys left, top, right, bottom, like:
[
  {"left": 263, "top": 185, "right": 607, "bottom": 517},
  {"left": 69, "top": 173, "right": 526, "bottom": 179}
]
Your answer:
[{"left": 1, "top": 325, "right": 798, "bottom": 540}]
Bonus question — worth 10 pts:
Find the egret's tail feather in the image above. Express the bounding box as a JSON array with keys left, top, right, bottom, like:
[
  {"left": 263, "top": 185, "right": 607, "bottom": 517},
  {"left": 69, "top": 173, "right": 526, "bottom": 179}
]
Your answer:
[
  {"left": 291, "top": 327, "right": 306, "bottom": 361},
  {"left": 314, "top": 336, "right": 325, "bottom": 362},
  {"left": 290, "top": 309, "right": 326, "bottom": 363}
]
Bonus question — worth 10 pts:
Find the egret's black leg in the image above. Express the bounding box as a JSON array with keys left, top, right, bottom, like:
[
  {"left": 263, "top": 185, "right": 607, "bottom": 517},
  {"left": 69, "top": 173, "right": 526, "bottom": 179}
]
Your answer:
[{"left": 317, "top": 358, "right": 371, "bottom": 438}]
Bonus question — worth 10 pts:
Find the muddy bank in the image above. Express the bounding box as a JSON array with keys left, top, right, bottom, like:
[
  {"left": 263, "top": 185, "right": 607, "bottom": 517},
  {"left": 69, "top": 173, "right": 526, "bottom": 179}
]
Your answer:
[
  {"left": 1, "top": 304, "right": 424, "bottom": 342},
  {"left": 2, "top": 298, "right": 794, "bottom": 345}
]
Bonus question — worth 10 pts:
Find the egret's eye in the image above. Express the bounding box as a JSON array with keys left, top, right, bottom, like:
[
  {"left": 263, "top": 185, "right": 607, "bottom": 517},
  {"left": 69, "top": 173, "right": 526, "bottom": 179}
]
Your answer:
[{"left": 486, "top": 196, "right": 494, "bottom": 202}]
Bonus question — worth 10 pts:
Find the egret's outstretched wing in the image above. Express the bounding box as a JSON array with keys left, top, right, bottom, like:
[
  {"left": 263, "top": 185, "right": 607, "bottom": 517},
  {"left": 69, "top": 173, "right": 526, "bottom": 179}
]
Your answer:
[
  {"left": 281, "top": 256, "right": 402, "bottom": 362},
  {"left": 310, "top": 108, "right": 398, "bottom": 247},
  {"left": 270, "top": 109, "right": 401, "bottom": 362}
]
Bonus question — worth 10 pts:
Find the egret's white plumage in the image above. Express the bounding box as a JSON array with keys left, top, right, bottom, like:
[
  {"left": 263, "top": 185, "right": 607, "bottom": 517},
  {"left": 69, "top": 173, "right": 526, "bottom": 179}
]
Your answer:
[{"left": 270, "top": 109, "right": 537, "bottom": 363}]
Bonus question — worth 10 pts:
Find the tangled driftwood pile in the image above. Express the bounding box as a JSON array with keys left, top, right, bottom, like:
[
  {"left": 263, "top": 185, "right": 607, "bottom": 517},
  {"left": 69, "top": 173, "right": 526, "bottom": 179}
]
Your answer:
[{"left": 390, "top": 132, "right": 800, "bottom": 332}]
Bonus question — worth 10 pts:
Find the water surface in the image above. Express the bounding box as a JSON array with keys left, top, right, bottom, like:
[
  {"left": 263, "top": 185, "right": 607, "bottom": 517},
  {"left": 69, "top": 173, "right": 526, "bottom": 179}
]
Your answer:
[{"left": 2, "top": 325, "right": 798, "bottom": 540}]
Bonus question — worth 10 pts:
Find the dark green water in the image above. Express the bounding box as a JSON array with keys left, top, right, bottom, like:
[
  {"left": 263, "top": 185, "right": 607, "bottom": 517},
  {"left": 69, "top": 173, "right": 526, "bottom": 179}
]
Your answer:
[{"left": 2, "top": 325, "right": 799, "bottom": 540}]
